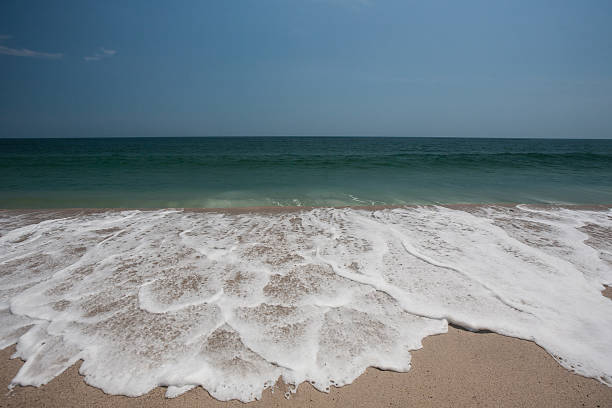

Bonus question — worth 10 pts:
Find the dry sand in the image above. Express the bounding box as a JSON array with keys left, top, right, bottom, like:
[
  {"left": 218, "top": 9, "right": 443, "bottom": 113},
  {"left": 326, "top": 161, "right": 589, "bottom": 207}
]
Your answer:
[{"left": 2, "top": 294, "right": 612, "bottom": 407}]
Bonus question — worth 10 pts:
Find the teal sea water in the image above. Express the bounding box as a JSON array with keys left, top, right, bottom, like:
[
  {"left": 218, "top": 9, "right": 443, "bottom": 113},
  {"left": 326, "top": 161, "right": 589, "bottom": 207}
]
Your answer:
[{"left": 0, "top": 137, "right": 611, "bottom": 208}]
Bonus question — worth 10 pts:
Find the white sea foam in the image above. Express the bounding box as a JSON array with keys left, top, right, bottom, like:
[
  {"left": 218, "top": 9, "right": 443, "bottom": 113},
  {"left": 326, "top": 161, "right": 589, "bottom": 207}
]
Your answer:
[{"left": 0, "top": 206, "right": 611, "bottom": 401}]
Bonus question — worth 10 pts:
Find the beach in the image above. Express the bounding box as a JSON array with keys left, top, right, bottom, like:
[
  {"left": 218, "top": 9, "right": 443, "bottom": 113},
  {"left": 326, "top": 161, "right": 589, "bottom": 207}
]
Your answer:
[
  {"left": 1, "top": 205, "right": 611, "bottom": 406},
  {"left": 3, "top": 0, "right": 612, "bottom": 405},
  {"left": 2, "top": 322, "right": 612, "bottom": 407}
]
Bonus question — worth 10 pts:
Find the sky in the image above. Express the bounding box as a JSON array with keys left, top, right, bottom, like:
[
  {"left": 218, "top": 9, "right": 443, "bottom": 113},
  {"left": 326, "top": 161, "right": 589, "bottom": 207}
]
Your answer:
[{"left": 0, "top": 0, "right": 611, "bottom": 138}]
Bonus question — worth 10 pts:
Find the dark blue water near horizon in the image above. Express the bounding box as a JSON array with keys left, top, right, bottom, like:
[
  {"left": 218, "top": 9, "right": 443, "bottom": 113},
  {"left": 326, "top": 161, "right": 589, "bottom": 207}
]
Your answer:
[{"left": 1, "top": 137, "right": 611, "bottom": 208}]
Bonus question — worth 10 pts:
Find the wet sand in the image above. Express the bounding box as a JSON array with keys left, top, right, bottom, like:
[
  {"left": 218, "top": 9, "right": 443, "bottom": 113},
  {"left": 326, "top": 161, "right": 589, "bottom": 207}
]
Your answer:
[
  {"left": 2, "top": 203, "right": 611, "bottom": 213},
  {"left": 1, "top": 206, "right": 611, "bottom": 407},
  {"left": 2, "top": 322, "right": 612, "bottom": 408}
]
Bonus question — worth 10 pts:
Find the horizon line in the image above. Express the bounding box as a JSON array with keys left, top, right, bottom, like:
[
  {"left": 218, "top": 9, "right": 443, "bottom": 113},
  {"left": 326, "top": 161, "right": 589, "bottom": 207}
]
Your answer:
[{"left": 2, "top": 135, "right": 612, "bottom": 140}]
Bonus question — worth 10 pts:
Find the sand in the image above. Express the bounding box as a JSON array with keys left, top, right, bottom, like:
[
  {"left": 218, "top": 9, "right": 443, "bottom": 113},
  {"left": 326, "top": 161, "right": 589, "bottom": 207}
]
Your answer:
[
  {"left": 1, "top": 206, "right": 611, "bottom": 407},
  {"left": 2, "top": 203, "right": 611, "bottom": 216},
  {"left": 1, "top": 322, "right": 612, "bottom": 407}
]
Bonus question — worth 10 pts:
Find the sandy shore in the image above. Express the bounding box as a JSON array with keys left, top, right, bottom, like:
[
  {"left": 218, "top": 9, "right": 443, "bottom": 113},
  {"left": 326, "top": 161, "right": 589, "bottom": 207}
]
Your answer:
[
  {"left": 2, "top": 203, "right": 611, "bottom": 215},
  {"left": 2, "top": 321, "right": 612, "bottom": 408},
  {"left": 1, "top": 206, "right": 611, "bottom": 407},
  {"left": 2, "top": 285, "right": 612, "bottom": 407}
]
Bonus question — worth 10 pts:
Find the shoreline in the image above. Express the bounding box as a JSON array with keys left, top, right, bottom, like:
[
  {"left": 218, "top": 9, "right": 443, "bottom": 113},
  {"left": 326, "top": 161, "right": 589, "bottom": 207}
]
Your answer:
[
  {"left": 1, "top": 205, "right": 611, "bottom": 406},
  {"left": 1, "top": 203, "right": 611, "bottom": 216},
  {"left": 2, "top": 322, "right": 612, "bottom": 407}
]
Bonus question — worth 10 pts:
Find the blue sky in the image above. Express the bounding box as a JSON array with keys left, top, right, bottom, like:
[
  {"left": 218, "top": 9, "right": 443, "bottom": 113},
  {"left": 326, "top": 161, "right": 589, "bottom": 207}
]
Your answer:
[{"left": 1, "top": 0, "right": 611, "bottom": 138}]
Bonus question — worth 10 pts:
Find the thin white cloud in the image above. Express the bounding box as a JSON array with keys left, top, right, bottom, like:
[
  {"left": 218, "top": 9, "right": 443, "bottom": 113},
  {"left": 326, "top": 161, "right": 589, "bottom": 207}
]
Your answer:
[
  {"left": 84, "top": 47, "right": 117, "bottom": 62},
  {"left": 0, "top": 35, "right": 62, "bottom": 59}
]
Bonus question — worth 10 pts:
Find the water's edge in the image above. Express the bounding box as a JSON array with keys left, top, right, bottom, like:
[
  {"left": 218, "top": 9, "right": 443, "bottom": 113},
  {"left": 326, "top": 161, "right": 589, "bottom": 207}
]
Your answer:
[{"left": 1, "top": 204, "right": 611, "bottom": 401}]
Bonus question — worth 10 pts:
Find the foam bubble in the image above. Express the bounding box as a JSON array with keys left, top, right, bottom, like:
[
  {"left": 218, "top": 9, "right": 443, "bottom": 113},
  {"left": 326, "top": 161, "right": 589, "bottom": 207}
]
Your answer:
[{"left": 0, "top": 206, "right": 611, "bottom": 401}]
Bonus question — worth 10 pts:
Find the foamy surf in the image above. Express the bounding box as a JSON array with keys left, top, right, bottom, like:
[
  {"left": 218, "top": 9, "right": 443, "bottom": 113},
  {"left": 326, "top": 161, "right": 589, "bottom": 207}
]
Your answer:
[{"left": 0, "top": 205, "right": 611, "bottom": 401}]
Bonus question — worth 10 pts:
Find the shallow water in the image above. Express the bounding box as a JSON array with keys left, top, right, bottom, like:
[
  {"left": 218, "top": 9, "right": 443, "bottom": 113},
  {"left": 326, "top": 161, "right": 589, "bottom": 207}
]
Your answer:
[
  {"left": 0, "top": 205, "right": 611, "bottom": 401},
  {"left": 1, "top": 137, "right": 611, "bottom": 208}
]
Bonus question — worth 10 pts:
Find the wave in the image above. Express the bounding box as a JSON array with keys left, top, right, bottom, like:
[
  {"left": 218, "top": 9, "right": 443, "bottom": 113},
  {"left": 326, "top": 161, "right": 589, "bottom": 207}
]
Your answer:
[{"left": 0, "top": 205, "right": 611, "bottom": 401}]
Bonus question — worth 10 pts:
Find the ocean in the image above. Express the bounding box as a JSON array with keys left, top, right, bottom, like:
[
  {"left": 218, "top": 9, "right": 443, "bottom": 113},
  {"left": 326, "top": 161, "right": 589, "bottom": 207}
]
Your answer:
[{"left": 1, "top": 137, "right": 611, "bottom": 208}]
